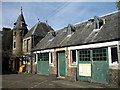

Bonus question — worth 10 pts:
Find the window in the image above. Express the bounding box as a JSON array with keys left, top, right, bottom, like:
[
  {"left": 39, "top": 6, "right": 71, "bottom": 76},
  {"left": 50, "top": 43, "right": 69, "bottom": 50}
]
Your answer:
[
  {"left": 34, "top": 54, "right": 36, "bottom": 62},
  {"left": 20, "top": 32, "right": 22, "bottom": 36},
  {"left": 38, "top": 53, "right": 49, "bottom": 61},
  {"left": 49, "top": 52, "right": 53, "bottom": 64},
  {"left": 50, "top": 53, "right": 53, "bottom": 63},
  {"left": 111, "top": 47, "right": 118, "bottom": 64},
  {"left": 79, "top": 48, "right": 107, "bottom": 62},
  {"left": 14, "top": 32, "right": 16, "bottom": 36},
  {"left": 26, "top": 56, "right": 30, "bottom": 64},
  {"left": 93, "top": 48, "right": 107, "bottom": 61},
  {"left": 94, "top": 16, "right": 104, "bottom": 29},
  {"left": 71, "top": 50, "right": 76, "bottom": 64},
  {"left": 79, "top": 50, "right": 90, "bottom": 61},
  {"left": 24, "top": 40, "right": 26, "bottom": 47},
  {"left": 27, "top": 39, "right": 30, "bottom": 51},
  {"left": 14, "top": 42, "right": 16, "bottom": 48},
  {"left": 95, "top": 23, "right": 98, "bottom": 29}
]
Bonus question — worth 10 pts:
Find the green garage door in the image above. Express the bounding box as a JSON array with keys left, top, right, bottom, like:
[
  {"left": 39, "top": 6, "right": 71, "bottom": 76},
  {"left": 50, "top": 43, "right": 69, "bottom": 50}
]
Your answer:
[
  {"left": 58, "top": 51, "right": 66, "bottom": 76},
  {"left": 92, "top": 48, "right": 109, "bottom": 83},
  {"left": 77, "top": 47, "right": 109, "bottom": 83},
  {"left": 37, "top": 53, "right": 49, "bottom": 75}
]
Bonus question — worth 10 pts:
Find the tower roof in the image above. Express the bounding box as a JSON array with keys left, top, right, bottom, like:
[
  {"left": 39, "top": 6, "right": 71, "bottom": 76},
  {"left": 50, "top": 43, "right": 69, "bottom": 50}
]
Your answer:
[{"left": 13, "top": 7, "right": 28, "bottom": 31}]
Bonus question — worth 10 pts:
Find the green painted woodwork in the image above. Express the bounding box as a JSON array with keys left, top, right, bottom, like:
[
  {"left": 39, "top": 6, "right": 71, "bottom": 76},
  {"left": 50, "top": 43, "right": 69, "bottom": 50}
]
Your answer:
[
  {"left": 37, "top": 61, "right": 49, "bottom": 75},
  {"left": 77, "top": 48, "right": 109, "bottom": 83},
  {"left": 92, "top": 48, "right": 109, "bottom": 83},
  {"left": 37, "top": 53, "right": 49, "bottom": 75},
  {"left": 59, "top": 51, "right": 66, "bottom": 76},
  {"left": 92, "top": 61, "right": 109, "bottom": 83},
  {"left": 77, "top": 50, "right": 92, "bottom": 82},
  {"left": 38, "top": 53, "right": 49, "bottom": 61}
]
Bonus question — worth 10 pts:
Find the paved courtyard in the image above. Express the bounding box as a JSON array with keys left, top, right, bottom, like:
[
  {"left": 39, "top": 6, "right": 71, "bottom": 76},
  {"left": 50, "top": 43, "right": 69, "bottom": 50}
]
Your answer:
[{"left": 2, "top": 73, "right": 118, "bottom": 88}]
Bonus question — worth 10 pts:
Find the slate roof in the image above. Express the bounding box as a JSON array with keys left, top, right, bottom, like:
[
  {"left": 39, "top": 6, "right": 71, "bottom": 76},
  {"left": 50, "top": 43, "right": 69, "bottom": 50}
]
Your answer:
[
  {"left": 13, "top": 8, "right": 28, "bottom": 36},
  {"left": 33, "top": 11, "right": 120, "bottom": 51},
  {"left": 24, "top": 21, "right": 54, "bottom": 38}
]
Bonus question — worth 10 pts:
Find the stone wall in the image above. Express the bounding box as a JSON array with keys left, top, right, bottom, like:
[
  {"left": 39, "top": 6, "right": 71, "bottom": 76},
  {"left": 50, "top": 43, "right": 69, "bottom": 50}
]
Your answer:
[
  {"left": 109, "top": 68, "right": 120, "bottom": 87},
  {"left": 32, "top": 64, "right": 37, "bottom": 74},
  {"left": 13, "top": 30, "right": 23, "bottom": 56},
  {"left": 65, "top": 49, "right": 77, "bottom": 81},
  {"left": 66, "top": 67, "right": 77, "bottom": 81},
  {"left": 49, "top": 51, "right": 57, "bottom": 76}
]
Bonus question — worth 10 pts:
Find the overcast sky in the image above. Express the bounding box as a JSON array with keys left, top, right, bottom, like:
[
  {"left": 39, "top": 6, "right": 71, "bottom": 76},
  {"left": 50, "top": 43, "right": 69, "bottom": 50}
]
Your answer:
[{"left": 1, "top": 1, "right": 118, "bottom": 31}]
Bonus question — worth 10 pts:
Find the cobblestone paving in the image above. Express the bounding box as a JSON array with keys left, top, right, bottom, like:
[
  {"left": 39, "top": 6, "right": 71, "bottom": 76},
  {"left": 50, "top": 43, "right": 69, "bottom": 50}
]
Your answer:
[{"left": 2, "top": 73, "right": 118, "bottom": 88}]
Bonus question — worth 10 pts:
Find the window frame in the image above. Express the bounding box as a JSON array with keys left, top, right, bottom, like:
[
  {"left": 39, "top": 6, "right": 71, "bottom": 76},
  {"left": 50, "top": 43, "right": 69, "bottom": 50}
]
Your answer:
[
  {"left": 34, "top": 54, "right": 38, "bottom": 64},
  {"left": 49, "top": 52, "right": 53, "bottom": 64},
  {"left": 108, "top": 46, "right": 119, "bottom": 65},
  {"left": 27, "top": 39, "right": 30, "bottom": 52},
  {"left": 71, "top": 50, "right": 77, "bottom": 65},
  {"left": 38, "top": 52, "right": 49, "bottom": 61},
  {"left": 92, "top": 48, "right": 107, "bottom": 61},
  {"left": 79, "top": 49, "right": 91, "bottom": 62},
  {"left": 14, "top": 32, "right": 16, "bottom": 36},
  {"left": 78, "top": 47, "right": 108, "bottom": 62},
  {"left": 14, "top": 42, "right": 16, "bottom": 49},
  {"left": 24, "top": 40, "right": 26, "bottom": 47}
]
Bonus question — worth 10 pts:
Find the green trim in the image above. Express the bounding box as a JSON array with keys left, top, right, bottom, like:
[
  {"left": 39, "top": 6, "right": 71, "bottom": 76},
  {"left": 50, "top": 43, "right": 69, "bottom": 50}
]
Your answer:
[
  {"left": 59, "top": 51, "right": 66, "bottom": 76},
  {"left": 79, "top": 61, "right": 91, "bottom": 63}
]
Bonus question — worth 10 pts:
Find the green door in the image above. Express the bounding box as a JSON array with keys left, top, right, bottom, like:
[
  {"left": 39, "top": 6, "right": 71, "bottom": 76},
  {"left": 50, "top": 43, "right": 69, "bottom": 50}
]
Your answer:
[
  {"left": 77, "top": 49, "right": 92, "bottom": 82},
  {"left": 77, "top": 48, "right": 109, "bottom": 83},
  {"left": 92, "top": 48, "right": 109, "bottom": 83},
  {"left": 37, "top": 53, "right": 49, "bottom": 75},
  {"left": 37, "top": 61, "right": 49, "bottom": 75},
  {"left": 58, "top": 51, "right": 66, "bottom": 76}
]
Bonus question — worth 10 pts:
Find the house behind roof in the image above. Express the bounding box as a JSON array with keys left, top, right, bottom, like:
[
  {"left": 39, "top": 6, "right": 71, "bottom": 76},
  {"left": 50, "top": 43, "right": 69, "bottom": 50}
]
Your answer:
[
  {"left": 32, "top": 11, "right": 120, "bottom": 86},
  {"left": 23, "top": 19, "right": 54, "bottom": 73},
  {"left": 11, "top": 7, "right": 54, "bottom": 73}
]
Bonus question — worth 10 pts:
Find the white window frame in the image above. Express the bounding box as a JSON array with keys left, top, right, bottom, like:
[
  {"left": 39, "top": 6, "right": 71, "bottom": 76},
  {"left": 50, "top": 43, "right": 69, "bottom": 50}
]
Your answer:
[
  {"left": 34, "top": 53, "right": 38, "bottom": 64},
  {"left": 71, "top": 50, "right": 77, "bottom": 65},
  {"left": 49, "top": 52, "right": 53, "bottom": 65},
  {"left": 108, "top": 46, "right": 119, "bottom": 66}
]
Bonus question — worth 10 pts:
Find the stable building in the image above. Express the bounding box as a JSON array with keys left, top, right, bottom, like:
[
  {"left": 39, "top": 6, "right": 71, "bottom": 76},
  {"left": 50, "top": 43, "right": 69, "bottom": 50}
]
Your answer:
[{"left": 32, "top": 11, "right": 120, "bottom": 86}]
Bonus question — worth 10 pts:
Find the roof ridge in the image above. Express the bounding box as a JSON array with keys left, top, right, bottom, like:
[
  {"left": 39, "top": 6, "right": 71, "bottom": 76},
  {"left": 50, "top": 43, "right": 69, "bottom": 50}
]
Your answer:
[{"left": 31, "top": 21, "right": 40, "bottom": 35}]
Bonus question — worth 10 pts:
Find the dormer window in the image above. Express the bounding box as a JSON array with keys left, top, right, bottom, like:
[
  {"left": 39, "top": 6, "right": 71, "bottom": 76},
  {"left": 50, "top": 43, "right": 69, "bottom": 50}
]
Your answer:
[
  {"left": 94, "top": 16, "right": 104, "bottom": 29},
  {"left": 49, "top": 31, "right": 56, "bottom": 41},
  {"left": 67, "top": 24, "right": 76, "bottom": 35}
]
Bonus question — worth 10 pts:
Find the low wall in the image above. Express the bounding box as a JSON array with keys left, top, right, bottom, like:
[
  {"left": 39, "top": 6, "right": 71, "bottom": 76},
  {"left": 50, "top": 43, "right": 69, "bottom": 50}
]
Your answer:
[{"left": 66, "top": 67, "right": 77, "bottom": 82}]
